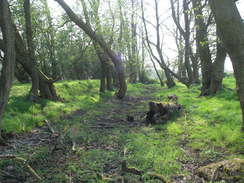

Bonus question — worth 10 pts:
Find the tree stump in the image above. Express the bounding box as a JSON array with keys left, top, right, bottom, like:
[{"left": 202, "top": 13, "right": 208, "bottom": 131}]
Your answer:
[{"left": 146, "top": 100, "right": 182, "bottom": 125}]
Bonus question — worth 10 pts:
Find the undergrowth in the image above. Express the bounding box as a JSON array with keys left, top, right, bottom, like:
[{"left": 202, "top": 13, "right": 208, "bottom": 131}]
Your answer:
[{"left": 0, "top": 77, "right": 243, "bottom": 182}]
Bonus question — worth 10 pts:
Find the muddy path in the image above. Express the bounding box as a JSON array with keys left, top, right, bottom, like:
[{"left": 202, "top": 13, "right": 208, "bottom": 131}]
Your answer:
[{"left": 0, "top": 86, "right": 209, "bottom": 183}]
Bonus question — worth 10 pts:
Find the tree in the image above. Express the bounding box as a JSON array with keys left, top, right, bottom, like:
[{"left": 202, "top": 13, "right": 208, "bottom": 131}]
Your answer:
[
  {"left": 80, "top": 0, "right": 113, "bottom": 93},
  {"left": 0, "top": 0, "right": 16, "bottom": 143},
  {"left": 192, "top": 0, "right": 226, "bottom": 96},
  {"left": 209, "top": 31, "right": 227, "bottom": 94},
  {"left": 23, "top": 0, "right": 40, "bottom": 97},
  {"left": 209, "top": 0, "right": 244, "bottom": 131},
  {"left": 170, "top": 0, "right": 196, "bottom": 84},
  {"left": 141, "top": 0, "right": 176, "bottom": 88},
  {"left": 54, "top": 0, "right": 127, "bottom": 99}
]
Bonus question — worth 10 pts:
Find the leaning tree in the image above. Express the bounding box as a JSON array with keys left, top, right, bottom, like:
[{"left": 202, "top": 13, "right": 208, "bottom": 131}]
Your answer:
[{"left": 54, "top": 0, "right": 127, "bottom": 99}]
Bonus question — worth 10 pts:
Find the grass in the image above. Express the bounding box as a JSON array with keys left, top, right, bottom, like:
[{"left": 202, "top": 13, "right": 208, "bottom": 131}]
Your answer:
[
  {"left": 0, "top": 76, "right": 243, "bottom": 182},
  {"left": 2, "top": 80, "right": 102, "bottom": 132}
]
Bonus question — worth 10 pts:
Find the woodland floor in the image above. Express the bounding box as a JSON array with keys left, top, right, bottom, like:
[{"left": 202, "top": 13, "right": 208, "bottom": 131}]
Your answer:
[{"left": 0, "top": 79, "right": 243, "bottom": 183}]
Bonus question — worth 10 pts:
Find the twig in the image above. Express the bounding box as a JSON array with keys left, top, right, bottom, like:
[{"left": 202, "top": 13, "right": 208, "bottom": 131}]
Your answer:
[
  {"left": 45, "top": 120, "right": 55, "bottom": 134},
  {"left": 0, "top": 155, "right": 42, "bottom": 181}
]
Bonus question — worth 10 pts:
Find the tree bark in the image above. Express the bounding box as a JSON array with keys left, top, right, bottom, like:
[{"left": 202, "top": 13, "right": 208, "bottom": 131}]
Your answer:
[
  {"left": 183, "top": 0, "right": 193, "bottom": 83},
  {"left": 210, "top": 39, "right": 227, "bottom": 94},
  {"left": 80, "top": 0, "right": 113, "bottom": 93},
  {"left": 209, "top": 0, "right": 244, "bottom": 131},
  {"left": 54, "top": 0, "right": 127, "bottom": 98},
  {"left": 0, "top": 0, "right": 16, "bottom": 142},
  {"left": 15, "top": 63, "right": 29, "bottom": 83},
  {"left": 192, "top": 0, "right": 212, "bottom": 96},
  {"left": 23, "top": 0, "right": 39, "bottom": 97},
  {"left": 22, "top": 0, "right": 59, "bottom": 100},
  {"left": 0, "top": 31, "right": 59, "bottom": 100}
]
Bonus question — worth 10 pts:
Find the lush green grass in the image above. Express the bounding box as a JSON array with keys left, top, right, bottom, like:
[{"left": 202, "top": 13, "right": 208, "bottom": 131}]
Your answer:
[
  {"left": 2, "top": 80, "right": 103, "bottom": 132},
  {"left": 1, "top": 77, "right": 243, "bottom": 182},
  {"left": 153, "top": 77, "right": 243, "bottom": 154}
]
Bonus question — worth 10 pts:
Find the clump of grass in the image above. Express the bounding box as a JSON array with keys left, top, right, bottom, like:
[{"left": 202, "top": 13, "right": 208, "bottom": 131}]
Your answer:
[{"left": 123, "top": 127, "right": 185, "bottom": 178}]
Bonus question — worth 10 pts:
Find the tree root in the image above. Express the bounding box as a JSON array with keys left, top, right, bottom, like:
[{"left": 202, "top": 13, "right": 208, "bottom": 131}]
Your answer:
[{"left": 0, "top": 155, "right": 42, "bottom": 181}]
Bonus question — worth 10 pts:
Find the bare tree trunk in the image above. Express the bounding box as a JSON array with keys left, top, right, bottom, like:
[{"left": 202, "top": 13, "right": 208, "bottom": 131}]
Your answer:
[
  {"left": 129, "top": 0, "right": 138, "bottom": 83},
  {"left": 170, "top": 0, "right": 194, "bottom": 84},
  {"left": 142, "top": 0, "right": 176, "bottom": 88},
  {"left": 22, "top": 0, "right": 59, "bottom": 100},
  {"left": 209, "top": 0, "right": 244, "bottom": 131},
  {"left": 144, "top": 42, "right": 164, "bottom": 87},
  {"left": 190, "top": 47, "right": 200, "bottom": 83},
  {"left": 106, "top": 63, "right": 113, "bottom": 91},
  {"left": 15, "top": 63, "right": 29, "bottom": 83},
  {"left": 55, "top": 0, "right": 127, "bottom": 99},
  {"left": 210, "top": 39, "right": 227, "bottom": 94},
  {"left": 0, "top": 31, "right": 59, "bottom": 101},
  {"left": 183, "top": 0, "right": 193, "bottom": 83},
  {"left": 23, "top": 0, "right": 39, "bottom": 97},
  {"left": 192, "top": 0, "right": 212, "bottom": 96},
  {"left": 0, "top": 0, "right": 16, "bottom": 142},
  {"left": 80, "top": 0, "right": 113, "bottom": 93}
]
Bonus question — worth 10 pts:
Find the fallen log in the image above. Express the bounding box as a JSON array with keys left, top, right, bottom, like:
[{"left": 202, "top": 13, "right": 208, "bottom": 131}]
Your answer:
[{"left": 146, "top": 100, "right": 182, "bottom": 125}]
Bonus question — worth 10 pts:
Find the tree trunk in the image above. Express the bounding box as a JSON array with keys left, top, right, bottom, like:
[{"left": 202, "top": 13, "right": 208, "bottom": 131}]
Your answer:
[
  {"left": 210, "top": 39, "right": 227, "bottom": 94},
  {"left": 209, "top": 0, "right": 244, "bottom": 131},
  {"left": 15, "top": 63, "right": 29, "bottom": 83},
  {"left": 0, "top": 0, "right": 16, "bottom": 142},
  {"left": 0, "top": 31, "right": 59, "bottom": 100},
  {"left": 170, "top": 0, "right": 194, "bottom": 85},
  {"left": 146, "top": 45, "right": 165, "bottom": 87},
  {"left": 55, "top": 0, "right": 127, "bottom": 99},
  {"left": 106, "top": 63, "right": 113, "bottom": 91},
  {"left": 23, "top": 0, "right": 39, "bottom": 97},
  {"left": 183, "top": 0, "right": 193, "bottom": 84},
  {"left": 192, "top": 0, "right": 212, "bottom": 96},
  {"left": 80, "top": 0, "right": 112, "bottom": 93},
  {"left": 190, "top": 47, "right": 200, "bottom": 84}
]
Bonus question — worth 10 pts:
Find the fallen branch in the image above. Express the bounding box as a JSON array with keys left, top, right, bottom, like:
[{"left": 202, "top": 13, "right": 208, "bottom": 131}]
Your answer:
[
  {"left": 121, "top": 160, "right": 167, "bottom": 182},
  {"left": 0, "top": 155, "right": 42, "bottom": 181}
]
